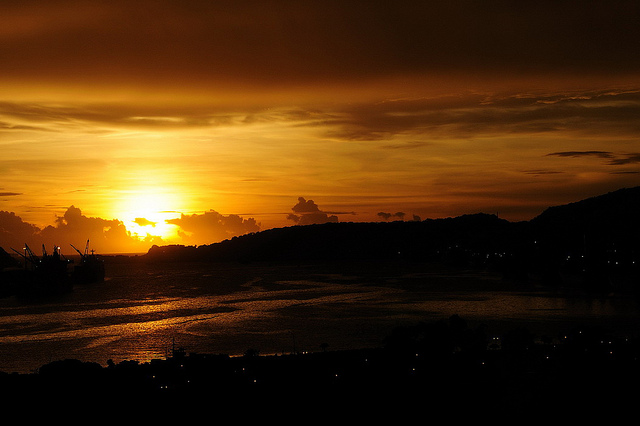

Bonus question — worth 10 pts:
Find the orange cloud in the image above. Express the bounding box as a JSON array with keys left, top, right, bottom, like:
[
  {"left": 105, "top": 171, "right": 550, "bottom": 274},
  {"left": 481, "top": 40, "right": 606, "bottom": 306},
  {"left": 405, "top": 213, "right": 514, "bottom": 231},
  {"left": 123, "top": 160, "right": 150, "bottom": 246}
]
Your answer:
[
  {"left": 287, "top": 197, "right": 339, "bottom": 226},
  {"left": 0, "top": 206, "right": 156, "bottom": 254},
  {"left": 166, "top": 210, "right": 260, "bottom": 246}
]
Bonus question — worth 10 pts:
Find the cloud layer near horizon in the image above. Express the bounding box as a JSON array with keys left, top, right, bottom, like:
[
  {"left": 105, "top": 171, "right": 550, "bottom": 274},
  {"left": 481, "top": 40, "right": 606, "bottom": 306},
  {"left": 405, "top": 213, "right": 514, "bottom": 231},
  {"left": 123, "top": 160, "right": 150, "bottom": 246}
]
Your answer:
[
  {"left": 0, "top": 197, "right": 365, "bottom": 253},
  {"left": 0, "top": 206, "right": 263, "bottom": 254}
]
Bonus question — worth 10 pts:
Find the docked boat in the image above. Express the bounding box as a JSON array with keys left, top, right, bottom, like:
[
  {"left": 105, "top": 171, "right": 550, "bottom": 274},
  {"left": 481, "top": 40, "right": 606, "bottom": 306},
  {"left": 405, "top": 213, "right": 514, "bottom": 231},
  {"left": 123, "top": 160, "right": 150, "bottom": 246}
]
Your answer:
[
  {"left": 70, "top": 240, "right": 105, "bottom": 284},
  {"left": 10, "top": 244, "right": 74, "bottom": 298}
]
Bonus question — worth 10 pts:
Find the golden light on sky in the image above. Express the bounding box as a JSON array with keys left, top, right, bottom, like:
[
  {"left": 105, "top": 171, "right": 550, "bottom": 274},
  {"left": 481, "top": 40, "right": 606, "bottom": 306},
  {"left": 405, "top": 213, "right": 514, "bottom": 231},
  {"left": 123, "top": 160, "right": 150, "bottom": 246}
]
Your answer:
[
  {"left": 113, "top": 187, "right": 183, "bottom": 242},
  {"left": 1, "top": 1, "right": 639, "bottom": 253}
]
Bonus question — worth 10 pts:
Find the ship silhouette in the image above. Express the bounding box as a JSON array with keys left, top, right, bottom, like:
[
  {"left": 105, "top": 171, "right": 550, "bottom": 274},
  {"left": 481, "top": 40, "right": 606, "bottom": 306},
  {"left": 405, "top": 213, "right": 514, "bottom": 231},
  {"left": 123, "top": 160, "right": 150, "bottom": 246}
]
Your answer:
[
  {"left": 70, "top": 239, "right": 105, "bottom": 284},
  {"left": 9, "top": 243, "right": 73, "bottom": 298},
  {"left": 0, "top": 240, "right": 105, "bottom": 299}
]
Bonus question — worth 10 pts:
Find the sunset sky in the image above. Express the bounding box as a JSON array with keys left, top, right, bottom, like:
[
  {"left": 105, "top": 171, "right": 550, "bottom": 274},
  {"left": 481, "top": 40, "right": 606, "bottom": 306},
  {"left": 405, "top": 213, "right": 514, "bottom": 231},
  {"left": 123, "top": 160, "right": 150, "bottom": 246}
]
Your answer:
[{"left": 1, "top": 0, "right": 640, "bottom": 253}]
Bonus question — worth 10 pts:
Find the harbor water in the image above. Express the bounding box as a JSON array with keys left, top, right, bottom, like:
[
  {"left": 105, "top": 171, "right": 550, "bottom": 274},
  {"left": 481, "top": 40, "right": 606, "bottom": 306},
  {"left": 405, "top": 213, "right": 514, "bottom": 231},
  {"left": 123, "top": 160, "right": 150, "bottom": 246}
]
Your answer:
[{"left": 1, "top": 258, "right": 638, "bottom": 374}]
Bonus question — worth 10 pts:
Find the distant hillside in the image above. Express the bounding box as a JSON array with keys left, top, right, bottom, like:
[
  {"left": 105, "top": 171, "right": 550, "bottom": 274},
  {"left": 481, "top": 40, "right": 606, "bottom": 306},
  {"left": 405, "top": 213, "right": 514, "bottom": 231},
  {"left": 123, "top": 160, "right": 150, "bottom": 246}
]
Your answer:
[
  {"left": 531, "top": 186, "right": 640, "bottom": 244},
  {"left": 527, "top": 187, "right": 639, "bottom": 270},
  {"left": 523, "top": 187, "right": 640, "bottom": 290},
  {"left": 146, "top": 187, "right": 640, "bottom": 263},
  {"left": 146, "top": 213, "right": 517, "bottom": 263},
  {"left": 144, "top": 187, "right": 640, "bottom": 292}
]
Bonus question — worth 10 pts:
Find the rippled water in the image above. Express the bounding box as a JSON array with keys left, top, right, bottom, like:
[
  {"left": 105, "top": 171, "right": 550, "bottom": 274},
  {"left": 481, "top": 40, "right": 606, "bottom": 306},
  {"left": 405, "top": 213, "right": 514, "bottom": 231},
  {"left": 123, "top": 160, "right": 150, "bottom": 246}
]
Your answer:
[{"left": 1, "top": 259, "right": 638, "bottom": 373}]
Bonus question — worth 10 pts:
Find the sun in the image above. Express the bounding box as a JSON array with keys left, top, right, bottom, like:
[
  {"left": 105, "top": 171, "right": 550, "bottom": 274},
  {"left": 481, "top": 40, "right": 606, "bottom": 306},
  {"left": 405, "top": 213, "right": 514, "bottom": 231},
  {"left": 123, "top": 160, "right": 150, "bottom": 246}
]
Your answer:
[{"left": 116, "top": 190, "right": 182, "bottom": 242}]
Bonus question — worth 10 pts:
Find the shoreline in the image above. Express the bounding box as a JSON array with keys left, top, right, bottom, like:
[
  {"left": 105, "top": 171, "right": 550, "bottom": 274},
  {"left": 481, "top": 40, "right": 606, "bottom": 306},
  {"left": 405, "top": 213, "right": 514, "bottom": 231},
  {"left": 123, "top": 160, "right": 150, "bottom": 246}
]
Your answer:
[{"left": 1, "top": 315, "right": 638, "bottom": 412}]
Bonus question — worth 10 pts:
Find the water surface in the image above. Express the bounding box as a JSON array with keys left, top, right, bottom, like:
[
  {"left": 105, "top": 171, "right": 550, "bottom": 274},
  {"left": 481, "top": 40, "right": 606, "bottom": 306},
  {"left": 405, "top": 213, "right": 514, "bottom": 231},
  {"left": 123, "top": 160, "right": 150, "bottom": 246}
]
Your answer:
[{"left": 1, "top": 259, "right": 638, "bottom": 373}]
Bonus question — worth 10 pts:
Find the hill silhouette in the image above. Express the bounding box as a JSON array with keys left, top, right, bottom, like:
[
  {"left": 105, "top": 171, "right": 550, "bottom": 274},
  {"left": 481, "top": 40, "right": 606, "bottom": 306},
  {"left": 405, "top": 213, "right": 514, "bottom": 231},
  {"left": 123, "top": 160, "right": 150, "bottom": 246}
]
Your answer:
[
  {"left": 147, "top": 212, "right": 515, "bottom": 263},
  {"left": 530, "top": 186, "right": 640, "bottom": 251},
  {"left": 526, "top": 187, "right": 640, "bottom": 290},
  {"left": 145, "top": 187, "right": 640, "bottom": 292}
]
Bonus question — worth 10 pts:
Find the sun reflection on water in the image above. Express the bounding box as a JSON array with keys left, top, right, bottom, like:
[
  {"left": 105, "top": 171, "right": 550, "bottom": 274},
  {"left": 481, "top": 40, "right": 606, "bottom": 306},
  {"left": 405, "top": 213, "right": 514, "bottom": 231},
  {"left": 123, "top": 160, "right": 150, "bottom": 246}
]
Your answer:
[{"left": 1, "top": 268, "right": 638, "bottom": 373}]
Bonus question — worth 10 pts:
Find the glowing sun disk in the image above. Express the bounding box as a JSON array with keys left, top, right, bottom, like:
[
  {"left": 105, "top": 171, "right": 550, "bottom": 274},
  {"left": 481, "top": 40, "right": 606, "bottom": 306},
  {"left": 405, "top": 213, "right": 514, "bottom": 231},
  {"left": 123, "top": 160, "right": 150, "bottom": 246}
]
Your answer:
[{"left": 116, "top": 190, "right": 182, "bottom": 241}]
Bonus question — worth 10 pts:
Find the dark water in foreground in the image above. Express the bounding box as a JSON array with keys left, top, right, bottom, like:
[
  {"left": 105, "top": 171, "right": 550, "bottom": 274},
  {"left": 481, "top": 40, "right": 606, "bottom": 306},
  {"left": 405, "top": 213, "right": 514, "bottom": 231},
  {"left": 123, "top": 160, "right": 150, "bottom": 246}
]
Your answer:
[{"left": 1, "top": 258, "right": 638, "bottom": 374}]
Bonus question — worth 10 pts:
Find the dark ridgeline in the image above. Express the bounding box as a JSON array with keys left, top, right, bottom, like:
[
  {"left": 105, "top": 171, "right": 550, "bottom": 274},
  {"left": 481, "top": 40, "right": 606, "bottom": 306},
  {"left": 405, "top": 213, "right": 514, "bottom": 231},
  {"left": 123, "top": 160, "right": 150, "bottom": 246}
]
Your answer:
[
  {"left": 528, "top": 186, "right": 640, "bottom": 292},
  {"left": 146, "top": 186, "right": 640, "bottom": 294}
]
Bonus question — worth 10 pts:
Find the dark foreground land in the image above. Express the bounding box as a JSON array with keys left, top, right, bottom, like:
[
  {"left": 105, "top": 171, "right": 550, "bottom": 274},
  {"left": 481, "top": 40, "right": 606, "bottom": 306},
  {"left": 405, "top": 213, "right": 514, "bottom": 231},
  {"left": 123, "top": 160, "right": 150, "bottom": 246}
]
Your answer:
[{"left": 1, "top": 315, "right": 637, "bottom": 415}]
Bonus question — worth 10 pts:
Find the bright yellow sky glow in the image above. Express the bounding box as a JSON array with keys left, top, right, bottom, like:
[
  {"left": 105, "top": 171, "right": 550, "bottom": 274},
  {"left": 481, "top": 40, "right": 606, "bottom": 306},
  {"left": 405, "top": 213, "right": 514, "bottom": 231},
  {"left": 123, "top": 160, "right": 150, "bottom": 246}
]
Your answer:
[
  {"left": 114, "top": 190, "right": 182, "bottom": 242},
  {"left": 1, "top": 1, "right": 639, "bottom": 253}
]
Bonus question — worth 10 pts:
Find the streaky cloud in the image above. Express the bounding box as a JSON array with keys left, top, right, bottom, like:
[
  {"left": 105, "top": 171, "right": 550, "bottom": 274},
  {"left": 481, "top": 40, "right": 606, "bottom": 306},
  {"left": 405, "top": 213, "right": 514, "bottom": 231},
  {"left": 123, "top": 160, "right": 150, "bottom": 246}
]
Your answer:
[
  {"left": 547, "top": 151, "right": 640, "bottom": 166},
  {"left": 547, "top": 151, "right": 614, "bottom": 158},
  {"left": 319, "top": 89, "right": 640, "bottom": 142}
]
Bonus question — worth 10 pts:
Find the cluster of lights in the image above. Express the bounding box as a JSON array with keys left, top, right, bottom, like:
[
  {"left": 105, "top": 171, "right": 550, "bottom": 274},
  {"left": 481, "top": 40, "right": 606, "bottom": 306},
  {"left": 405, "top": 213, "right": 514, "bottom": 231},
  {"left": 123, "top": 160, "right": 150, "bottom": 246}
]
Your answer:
[{"left": 140, "top": 330, "right": 636, "bottom": 393}]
